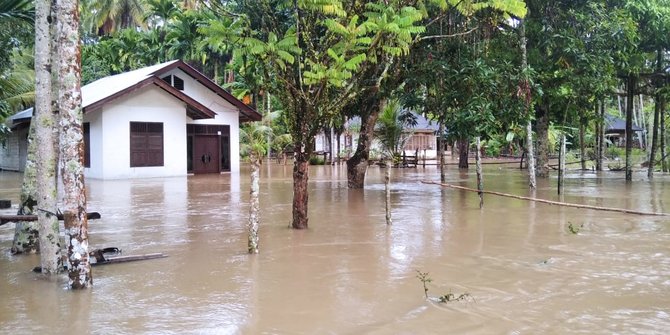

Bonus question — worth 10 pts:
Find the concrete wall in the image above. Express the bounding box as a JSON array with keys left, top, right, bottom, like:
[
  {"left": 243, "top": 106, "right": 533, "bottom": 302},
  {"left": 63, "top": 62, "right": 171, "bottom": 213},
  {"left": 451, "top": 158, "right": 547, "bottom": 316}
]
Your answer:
[{"left": 84, "top": 87, "right": 188, "bottom": 179}]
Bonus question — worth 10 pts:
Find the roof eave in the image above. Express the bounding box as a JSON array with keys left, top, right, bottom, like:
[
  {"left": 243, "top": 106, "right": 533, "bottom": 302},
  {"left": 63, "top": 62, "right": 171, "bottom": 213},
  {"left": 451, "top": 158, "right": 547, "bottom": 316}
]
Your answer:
[{"left": 152, "top": 60, "right": 262, "bottom": 123}]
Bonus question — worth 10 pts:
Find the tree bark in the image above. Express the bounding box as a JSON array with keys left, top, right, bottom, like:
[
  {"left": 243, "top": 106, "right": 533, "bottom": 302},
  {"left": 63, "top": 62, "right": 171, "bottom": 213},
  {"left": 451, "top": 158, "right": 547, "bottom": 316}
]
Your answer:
[
  {"left": 648, "top": 49, "right": 662, "bottom": 179},
  {"left": 625, "top": 75, "right": 636, "bottom": 182},
  {"left": 558, "top": 134, "right": 566, "bottom": 195},
  {"left": 438, "top": 121, "right": 446, "bottom": 182},
  {"left": 579, "top": 116, "right": 586, "bottom": 171},
  {"left": 384, "top": 159, "right": 392, "bottom": 225},
  {"left": 662, "top": 98, "right": 668, "bottom": 172},
  {"left": 475, "top": 136, "right": 483, "bottom": 208},
  {"left": 292, "top": 149, "right": 309, "bottom": 229},
  {"left": 57, "top": 0, "right": 92, "bottom": 289},
  {"left": 457, "top": 138, "right": 469, "bottom": 169},
  {"left": 519, "top": 18, "right": 536, "bottom": 189},
  {"left": 347, "top": 98, "right": 382, "bottom": 188},
  {"left": 34, "top": 0, "right": 62, "bottom": 274},
  {"left": 596, "top": 99, "right": 605, "bottom": 171},
  {"left": 12, "top": 123, "right": 39, "bottom": 254},
  {"left": 248, "top": 158, "right": 260, "bottom": 253},
  {"left": 535, "top": 105, "right": 550, "bottom": 178}
]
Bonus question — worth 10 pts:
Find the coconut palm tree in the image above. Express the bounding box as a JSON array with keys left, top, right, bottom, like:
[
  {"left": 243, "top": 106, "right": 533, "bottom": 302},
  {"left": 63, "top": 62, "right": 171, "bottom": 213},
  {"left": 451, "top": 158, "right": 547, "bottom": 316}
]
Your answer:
[
  {"left": 81, "top": 0, "right": 147, "bottom": 35},
  {"left": 239, "top": 122, "right": 273, "bottom": 254}
]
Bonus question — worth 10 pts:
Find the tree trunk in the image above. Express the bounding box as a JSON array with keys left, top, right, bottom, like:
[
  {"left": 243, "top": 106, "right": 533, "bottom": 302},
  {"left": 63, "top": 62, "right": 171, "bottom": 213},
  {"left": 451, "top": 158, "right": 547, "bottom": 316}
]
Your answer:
[
  {"left": 457, "top": 138, "right": 469, "bottom": 169},
  {"left": 336, "top": 128, "right": 341, "bottom": 164},
  {"left": 292, "top": 148, "right": 309, "bottom": 229},
  {"left": 384, "top": 159, "right": 392, "bottom": 225},
  {"left": 475, "top": 136, "right": 483, "bottom": 208},
  {"left": 662, "top": 98, "right": 668, "bottom": 172},
  {"left": 558, "top": 134, "right": 566, "bottom": 195},
  {"left": 35, "top": 0, "right": 61, "bottom": 274},
  {"left": 57, "top": 0, "right": 92, "bottom": 289},
  {"left": 347, "top": 99, "right": 382, "bottom": 188},
  {"left": 579, "top": 115, "right": 586, "bottom": 171},
  {"left": 596, "top": 100, "right": 605, "bottom": 171},
  {"left": 648, "top": 49, "right": 662, "bottom": 179},
  {"left": 12, "top": 122, "right": 39, "bottom": 254},
  {"left": 625, "top": 75, "right": 636, "bottom": 182},
  {"left": 536, "top": 105, "right": 550, "bottom": 178},
  {"left": 519, "top": 18, "right": 536, "bottom": 189},
  {"left": 438, "top": 121, "right": 446, "bottom": 182},
  {"left": 248, "top": 158, "right": 260, "bottom": 253}
]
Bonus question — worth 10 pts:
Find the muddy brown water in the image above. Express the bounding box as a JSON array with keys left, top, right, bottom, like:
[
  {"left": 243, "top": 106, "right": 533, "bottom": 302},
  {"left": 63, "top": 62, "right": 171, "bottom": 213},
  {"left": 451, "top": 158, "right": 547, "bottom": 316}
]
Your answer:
[{"left": 1, "top": 163, "right": 669, "bottom": 334}]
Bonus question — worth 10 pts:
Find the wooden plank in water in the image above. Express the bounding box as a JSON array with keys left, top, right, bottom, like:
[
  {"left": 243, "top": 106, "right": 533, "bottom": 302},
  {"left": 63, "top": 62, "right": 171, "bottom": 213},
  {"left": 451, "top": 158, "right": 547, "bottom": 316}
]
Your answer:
[
  {"left": 92, "top": 253, "right": 168, "bottom": 266},
  {"left": 0, "top": 212, "right": 101, "bottom": 226}
]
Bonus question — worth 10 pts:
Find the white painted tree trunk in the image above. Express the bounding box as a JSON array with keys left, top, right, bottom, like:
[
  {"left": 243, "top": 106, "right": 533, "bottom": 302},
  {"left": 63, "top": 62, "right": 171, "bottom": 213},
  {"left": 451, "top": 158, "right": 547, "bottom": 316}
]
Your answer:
[
  {"left": 519, "top": 18, "right": 536, "bottom": 189},
  {"left": 248, "top": 159, "right": 260, "bottom": 254},
  {"left": 35, "top": 0, "right": 62, "bottom": 274},
  {"left": 12, "top": 123, "right": 39, "bottom": 254},
  {"left": 57, "top": 0, "right": 91, "bottom": 289}
]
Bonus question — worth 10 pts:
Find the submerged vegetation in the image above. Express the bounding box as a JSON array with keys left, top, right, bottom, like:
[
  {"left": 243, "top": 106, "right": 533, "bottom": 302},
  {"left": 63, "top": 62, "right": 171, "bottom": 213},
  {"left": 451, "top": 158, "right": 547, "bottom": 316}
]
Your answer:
[{"left": 416, "top": 270, "right": 474, "bottom": 304}]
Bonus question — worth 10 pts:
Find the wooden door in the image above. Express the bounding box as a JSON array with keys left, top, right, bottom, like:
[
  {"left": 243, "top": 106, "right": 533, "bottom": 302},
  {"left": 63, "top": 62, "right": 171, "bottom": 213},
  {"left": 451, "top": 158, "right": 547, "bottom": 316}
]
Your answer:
[{"left": 192, "top": 135, "right": 220, "bottom": 174}]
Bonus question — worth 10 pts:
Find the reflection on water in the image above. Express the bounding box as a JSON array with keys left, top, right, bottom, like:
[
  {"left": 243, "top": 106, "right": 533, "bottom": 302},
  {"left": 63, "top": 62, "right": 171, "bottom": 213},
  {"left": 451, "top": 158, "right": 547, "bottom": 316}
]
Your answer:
[{"left": 1, "top": 165, "right": 670, "bottom": 334}]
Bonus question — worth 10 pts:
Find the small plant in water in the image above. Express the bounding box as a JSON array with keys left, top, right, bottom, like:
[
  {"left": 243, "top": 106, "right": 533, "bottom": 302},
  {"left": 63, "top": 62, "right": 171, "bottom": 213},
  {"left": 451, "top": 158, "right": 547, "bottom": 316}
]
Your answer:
[
  {"left": 438, "top": 291, "right": 474, "bottom": 304},
  {"left": 568, "top": 222, "right": 583, "bottom": 234},
  {"left": 416, "top": 270, "right": 432, "bottom": 299}
]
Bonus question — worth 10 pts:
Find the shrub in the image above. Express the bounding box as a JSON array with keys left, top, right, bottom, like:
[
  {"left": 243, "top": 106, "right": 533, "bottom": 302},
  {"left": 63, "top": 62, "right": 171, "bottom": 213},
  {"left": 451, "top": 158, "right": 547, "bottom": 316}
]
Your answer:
[{"left": 309, "top": 156, "right": 325, "bottom": 165}]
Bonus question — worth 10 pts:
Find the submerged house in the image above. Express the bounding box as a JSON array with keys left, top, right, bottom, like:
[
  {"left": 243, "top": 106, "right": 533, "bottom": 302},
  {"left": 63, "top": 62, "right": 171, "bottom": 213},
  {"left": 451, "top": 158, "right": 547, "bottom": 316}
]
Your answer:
[{"left": 0, "top": 60, "right": 261, "bottom": 178}]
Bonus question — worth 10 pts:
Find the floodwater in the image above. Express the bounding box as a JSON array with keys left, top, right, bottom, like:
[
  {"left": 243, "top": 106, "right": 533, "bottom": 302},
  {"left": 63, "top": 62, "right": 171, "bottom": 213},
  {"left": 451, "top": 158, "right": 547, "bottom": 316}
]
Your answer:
[{"left": 1, "top": 162, "right": 669, "bottom": 334}]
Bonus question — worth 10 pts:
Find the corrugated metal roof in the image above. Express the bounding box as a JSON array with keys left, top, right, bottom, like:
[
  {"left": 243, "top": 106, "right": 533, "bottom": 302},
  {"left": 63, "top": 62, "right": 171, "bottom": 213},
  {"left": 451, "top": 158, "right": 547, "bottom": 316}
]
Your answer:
[{"left": 81, "top": 60, "right": 179, "bottom": 108}]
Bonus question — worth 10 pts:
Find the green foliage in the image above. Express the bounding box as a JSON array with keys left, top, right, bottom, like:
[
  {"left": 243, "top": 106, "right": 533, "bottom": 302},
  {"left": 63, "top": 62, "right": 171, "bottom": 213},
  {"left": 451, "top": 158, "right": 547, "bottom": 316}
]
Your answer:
[
  {"left": 568, "top": 222, "right": 583, "bottom": 235},
  {"left": 0, "top": 0, "right": 34, "bottom": 24},
  {"left": 375, "top": 99, "right": 415, "bottom": 159},
  {"left": 308, "top": 156, "right": 325, "bottom": 165},
  {"left": 0, "top": 51, "right": 34, "bottom": 121},
  {"left": 240, "top": 122, "right": 273, "bottom": 161}
]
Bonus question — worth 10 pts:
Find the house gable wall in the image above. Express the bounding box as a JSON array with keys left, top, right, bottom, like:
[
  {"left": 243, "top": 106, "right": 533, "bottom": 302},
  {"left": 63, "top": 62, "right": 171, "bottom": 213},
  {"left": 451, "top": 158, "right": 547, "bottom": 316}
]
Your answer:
[{"left": 84, "top": 86, "right": 188, "bottom": 179}]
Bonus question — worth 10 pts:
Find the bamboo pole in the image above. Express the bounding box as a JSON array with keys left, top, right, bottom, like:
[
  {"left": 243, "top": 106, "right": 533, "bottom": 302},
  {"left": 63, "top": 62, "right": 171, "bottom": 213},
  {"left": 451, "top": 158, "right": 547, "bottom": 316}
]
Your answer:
[{"left": 420, "top": 180, "right": 670, "bottom": 216}]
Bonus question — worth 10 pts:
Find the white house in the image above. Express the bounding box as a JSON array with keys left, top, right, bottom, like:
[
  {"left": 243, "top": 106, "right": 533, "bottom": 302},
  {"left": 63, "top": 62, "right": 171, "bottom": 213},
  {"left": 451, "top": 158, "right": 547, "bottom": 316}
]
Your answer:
[{"left": 0, "top": 60, "right": 261, "bottom": 179}]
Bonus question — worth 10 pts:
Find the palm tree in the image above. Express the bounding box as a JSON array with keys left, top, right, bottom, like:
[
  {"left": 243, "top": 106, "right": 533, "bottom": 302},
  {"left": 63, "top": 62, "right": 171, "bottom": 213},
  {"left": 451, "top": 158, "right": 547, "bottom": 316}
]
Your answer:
[
  {"left": 80, "top": 0, "right": 147, "bottom": 36},
  {"left": 0, "top": 59, "right": 34, "bottom": 122},
  {"left": 0, "top": 0, "right": 34, "bottom": 23},
  {"left": 239, "top": 122, "right": 272, "bottom": 254},
  {"left": 375, "top": 100, "right": 415, "bottom": 225}
]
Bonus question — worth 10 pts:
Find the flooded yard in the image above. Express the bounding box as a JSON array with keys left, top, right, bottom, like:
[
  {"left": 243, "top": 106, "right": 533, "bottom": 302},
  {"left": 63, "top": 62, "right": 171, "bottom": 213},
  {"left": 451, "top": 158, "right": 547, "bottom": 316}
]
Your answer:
[{"left": 1, "top": 163, "right": 669, "bottom": 334}]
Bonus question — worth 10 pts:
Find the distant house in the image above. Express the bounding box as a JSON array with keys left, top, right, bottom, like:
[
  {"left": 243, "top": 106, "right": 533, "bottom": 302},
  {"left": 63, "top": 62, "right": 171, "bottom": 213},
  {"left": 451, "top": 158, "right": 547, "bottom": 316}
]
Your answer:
[
  {"left": 0, "top": 108, "right": 31, "bottom": 172},
  {"left": 0, "top": 60, "right": 261, "bottom": 178},
  {"left": 604, "top": 114, "right": 645, "bottom": 148},
  {"left": 313, "top": 112, "right": 448, "bottom": 162}
]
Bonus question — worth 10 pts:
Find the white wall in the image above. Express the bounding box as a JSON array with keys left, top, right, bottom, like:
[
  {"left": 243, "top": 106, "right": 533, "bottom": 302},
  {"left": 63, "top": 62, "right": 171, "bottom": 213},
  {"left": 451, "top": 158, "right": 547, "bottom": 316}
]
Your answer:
[{"left": 85, "top": 87, "right": 188, "bottom": 179}]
